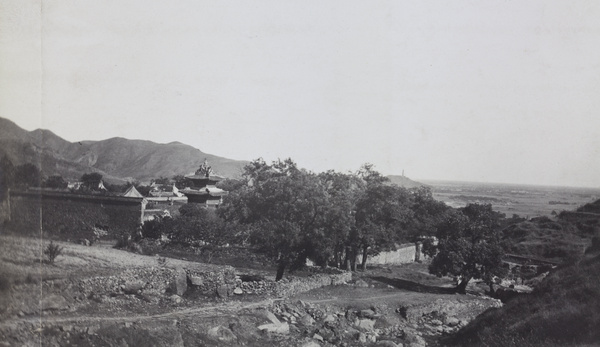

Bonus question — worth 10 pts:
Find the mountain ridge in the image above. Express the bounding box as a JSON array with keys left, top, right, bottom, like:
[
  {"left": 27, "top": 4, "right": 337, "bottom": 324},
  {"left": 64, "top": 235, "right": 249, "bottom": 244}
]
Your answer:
[{"left": 0, "top": 117, "right": 248, "bottom": 183}]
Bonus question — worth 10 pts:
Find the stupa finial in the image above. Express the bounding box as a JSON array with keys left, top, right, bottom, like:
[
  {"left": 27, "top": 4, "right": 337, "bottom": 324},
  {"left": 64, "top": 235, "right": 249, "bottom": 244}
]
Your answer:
[{"left": 195, "top": 158, "right": 213, "bottom": 178}]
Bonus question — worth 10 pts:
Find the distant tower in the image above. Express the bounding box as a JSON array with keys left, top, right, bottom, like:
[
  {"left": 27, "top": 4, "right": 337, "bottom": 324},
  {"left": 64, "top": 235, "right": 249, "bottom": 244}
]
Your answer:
[
  {"left": 402, "top": 169, "right": 405, "bottom": 177},
  {"left": 180, "top": 159, "right": 228, "bottom": 207}
]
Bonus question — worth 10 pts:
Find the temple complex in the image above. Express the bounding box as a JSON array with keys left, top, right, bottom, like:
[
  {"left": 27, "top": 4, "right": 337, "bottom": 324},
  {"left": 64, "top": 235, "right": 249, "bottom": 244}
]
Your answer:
[{"left": 180, "top": 159, "right": 228, "bottom": 207}]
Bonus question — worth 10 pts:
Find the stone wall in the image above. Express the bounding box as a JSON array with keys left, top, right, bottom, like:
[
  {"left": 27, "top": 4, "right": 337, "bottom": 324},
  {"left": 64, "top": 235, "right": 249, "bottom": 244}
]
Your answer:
[
  {"left": 8, "top": 190, "right": 145, "bottom": 240},
  {"left": 274, "top": 270, "right": 352, "bottom": 297},
  {"left": 368, "top": 243, "right": 427, "bottom": 265},
  {"left": 76, "top": 264, "right": 236, "bottom": 297}
]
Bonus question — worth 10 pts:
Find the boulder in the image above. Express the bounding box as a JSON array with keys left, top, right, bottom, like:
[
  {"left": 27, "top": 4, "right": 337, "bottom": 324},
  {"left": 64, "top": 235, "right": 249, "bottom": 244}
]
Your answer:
[
  {"left": 299, "top": 314, "right": 316, "bottom": 326},
  {"left": 355, "top": 319, "right": 375, "bottom": 331},
  {"left": 257, "top": 322, "right": 290, "bottom": 335},
  {"left": 301, "top": 341, "right": 321, "bottom": 347},
  {"left": 233, "top": 287, "right": 243, "bottom": 295},
  {"left": 376, "top": 341, "right": 399, "bottom": 347},
  {"left": 207, "top": 325, "right": 237, "bottom": 343},
  {"left": 444, "top": 316, "right": 460, "bottom": 327},
  {"left": 313, "top": 333, "right": 324, "bottom": 342},
  {"left": 322, "top": 314, "right": 336, "bottom": 323},
  {"left": 354, "top": 279, "right": 369, "bottom": 288},
  {"left": 358, "top": 333, "right": 367, "bottom": 343},
  {"left": 188, "top": 275, "right": 204, "bottom": 286},
  {"left": 257, "top": 309, "right": 281, "bottom": 325},
  {"left": 122, "top": 281, "right": 145, "bottom": 294}
]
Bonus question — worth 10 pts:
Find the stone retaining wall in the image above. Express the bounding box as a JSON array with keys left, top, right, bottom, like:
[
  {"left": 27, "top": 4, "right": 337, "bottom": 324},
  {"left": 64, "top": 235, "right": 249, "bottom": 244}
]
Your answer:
[
  {"left": 76, "top": 265, "right": 236, "bottom": 297},
  {"left": 274, "top": 271, "right": 352, "bottom": 297}
]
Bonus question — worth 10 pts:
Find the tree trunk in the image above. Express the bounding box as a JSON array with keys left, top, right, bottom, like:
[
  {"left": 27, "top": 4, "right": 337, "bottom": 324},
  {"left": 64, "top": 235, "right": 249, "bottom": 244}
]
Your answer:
[
  {"left": 334, "top": 251, "right": 341, "bottom": 269},
  {"left": 488, "top": 282, "right": 495, "bottom": 295},
  {"left": 343, "top": 247, "right": 351, "bottom": 271},
  {"left": 360, "top": 246, "right": 368, "bottom": 271},
  {"left": 455, "top": 277, "right": 471, "bottom": 294},
  {"left": 275, "top": 261, "right": 287, "bottom": 282}
]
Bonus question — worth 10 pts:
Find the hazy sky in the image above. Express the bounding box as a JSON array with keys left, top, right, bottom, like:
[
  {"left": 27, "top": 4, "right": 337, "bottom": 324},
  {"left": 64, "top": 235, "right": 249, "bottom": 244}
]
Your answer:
[{"left": 1, "top": 1, "right": 599, "bottom": 187}]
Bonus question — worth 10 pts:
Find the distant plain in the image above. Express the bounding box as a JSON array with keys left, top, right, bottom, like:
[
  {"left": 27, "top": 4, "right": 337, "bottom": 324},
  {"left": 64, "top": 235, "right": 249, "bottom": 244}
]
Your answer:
[{"left": 421, "top": 180, "right": 600, "bottom": 218}]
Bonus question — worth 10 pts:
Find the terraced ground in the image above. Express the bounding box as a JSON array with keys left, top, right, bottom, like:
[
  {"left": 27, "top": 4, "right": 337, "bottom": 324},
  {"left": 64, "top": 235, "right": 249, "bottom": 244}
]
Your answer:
[{"left": 0, "top": 234, "right": 502, "bottom": 346}]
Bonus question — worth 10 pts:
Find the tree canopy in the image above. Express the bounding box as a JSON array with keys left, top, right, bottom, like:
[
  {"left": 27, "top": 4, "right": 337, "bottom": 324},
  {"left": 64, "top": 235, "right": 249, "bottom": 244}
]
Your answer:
[{"left": 423, "top": 203, "right": 507, "bottom": 293}]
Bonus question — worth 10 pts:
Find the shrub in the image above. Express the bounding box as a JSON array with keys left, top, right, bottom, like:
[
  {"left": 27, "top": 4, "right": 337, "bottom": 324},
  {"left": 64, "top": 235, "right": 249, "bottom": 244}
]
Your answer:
[{"left": 43, "top": 241, "right": 63, "bottom": 265}]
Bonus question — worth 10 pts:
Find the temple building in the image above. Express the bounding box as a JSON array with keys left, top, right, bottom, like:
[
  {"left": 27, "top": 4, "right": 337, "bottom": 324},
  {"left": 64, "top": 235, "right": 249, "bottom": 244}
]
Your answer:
[{"left": 180, "top": 159, "right": 228, "bottom": 207}]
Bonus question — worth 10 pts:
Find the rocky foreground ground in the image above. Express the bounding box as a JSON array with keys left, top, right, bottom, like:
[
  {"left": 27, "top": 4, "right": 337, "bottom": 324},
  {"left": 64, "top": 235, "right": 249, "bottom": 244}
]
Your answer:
[{"left": 0, "top": 235, "right": 502, "bottom": 346}]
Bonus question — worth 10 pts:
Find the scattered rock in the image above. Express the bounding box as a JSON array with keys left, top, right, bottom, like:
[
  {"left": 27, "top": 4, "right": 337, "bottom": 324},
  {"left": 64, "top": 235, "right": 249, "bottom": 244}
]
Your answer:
[
  {"left": 301, "top": 341, "right": 321, "bottom": 347},
  {"left": 360, "top": 309, "right": 376, "bottom": 319},
  {"left": 358, "top": 332, "right": 367, "bottom": 343},
  {"left": 122, "top": 281, "right": 145, "bottom": 294},
  {"left": 355, "top": 319, "right": 375, "bottom": 331},
  {"left": 207, "top": 325, "right": 237, "bottom": 343},
  {"left": 60, "top": 325, "right": 72, "bottom": 332},
  {"left": 430, "top": 319, "right": 442, "bottom": 326},
  {"left": 404, "top": 332, "right": 426, "bottom": 347},
  {"left": 257, "top": 309, "right": 281, "bottom": 325},
  {"left": 216, "top": 284, "right": 229, "bottom": 298},
  {"left": 444, "top": 316, "right": 460, "bottom": 327},
  {"left": 323, "top": 314, "right": 336, "bottom": 323},
  {"left": 299, "top": 314, "right": 316, "bottom": 326},
  {"left": 376, "top": 341, "right": 399, "bottom": 347},
  {"left": 188, "top": 275, "right": 204, "bottom": 286},
  {"left": 257, "top": 322, "right": 290, "bottom": 335},
  {"left": 169, "top": 294, "right": 182, "bottom": 304},
  {"left": 354, "top": 279, "right": 369, "bottom": 288}
]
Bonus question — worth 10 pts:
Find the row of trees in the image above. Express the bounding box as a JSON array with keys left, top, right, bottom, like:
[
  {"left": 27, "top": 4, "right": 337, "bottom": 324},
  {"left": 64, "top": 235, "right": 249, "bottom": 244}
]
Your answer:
[
  {"left": 214, "top": 159, "right": 452, "bottom": 280},
  {"left": 142, "top": 158, "right": 508, "bottom": 290}
]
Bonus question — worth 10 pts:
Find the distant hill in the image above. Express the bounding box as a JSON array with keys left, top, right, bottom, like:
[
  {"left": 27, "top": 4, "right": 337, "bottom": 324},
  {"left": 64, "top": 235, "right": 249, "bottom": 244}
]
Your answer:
[
  {"left": 0, "top": 117, "right": 248, "bottom": 182},
  {"left": 386, "top": 175, "right": 427, "bottom": 188}
]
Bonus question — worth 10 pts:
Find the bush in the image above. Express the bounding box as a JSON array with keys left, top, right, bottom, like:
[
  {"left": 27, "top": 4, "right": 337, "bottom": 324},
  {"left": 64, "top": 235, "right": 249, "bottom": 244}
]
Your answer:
[
  {"left": 114, "top": 232, "right": 143, "bottom": 254},
  {"left": 43, "top": 241, "right": 63, "bottom": 265}
]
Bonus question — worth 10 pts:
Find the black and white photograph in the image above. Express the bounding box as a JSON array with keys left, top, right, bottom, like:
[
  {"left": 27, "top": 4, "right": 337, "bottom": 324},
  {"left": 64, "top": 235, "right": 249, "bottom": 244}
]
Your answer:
[{"left": 1, "top": 1, "right": 599, "bottom": 346}]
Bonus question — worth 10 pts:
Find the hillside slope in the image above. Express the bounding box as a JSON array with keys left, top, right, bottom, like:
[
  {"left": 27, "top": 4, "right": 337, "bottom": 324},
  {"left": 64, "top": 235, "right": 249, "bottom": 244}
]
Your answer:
[
  {"left": 0, "top": 117, "right": 247, "bottom": 182},
  {"left": 446, "top": 253, "right": 600, "bottom": 346}
]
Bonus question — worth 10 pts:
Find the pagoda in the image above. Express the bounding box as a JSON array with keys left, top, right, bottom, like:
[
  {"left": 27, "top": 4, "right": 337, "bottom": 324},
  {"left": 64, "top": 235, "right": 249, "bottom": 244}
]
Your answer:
[{"left": 180, "top": 159, "right": 228, "bottom": 207}]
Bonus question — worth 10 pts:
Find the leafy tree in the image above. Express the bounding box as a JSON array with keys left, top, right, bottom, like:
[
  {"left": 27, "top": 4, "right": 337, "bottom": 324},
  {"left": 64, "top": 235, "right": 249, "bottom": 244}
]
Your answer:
[
  {"left": 80, "top": 172, "right": 103, "bottom": 190},
  {"left": 172, "top": 175, "right": 187, "bottom": 189},
  {"left": 43, "top": 175, "right": 68, "bottom": 189},
  {"left": 0, "top": 156, "right": 15, "bottom": 200},
  {"left": 353, "top": 182, "right": 414, "bottom": 270},
  {"left": 423, "top": 203, "right": 507, "bottom": 293},
  {"left": 220, "top": 158, "right": 329, "bottom": 281},
  {"left": 407, "top": 186, "right": 451, "bottom": 241},
  {"left": 14, "top": 163, "right": 42, "bottom": 188},
  {"left": 316, "top": 170, "right": 363, "bottom": 268}
]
